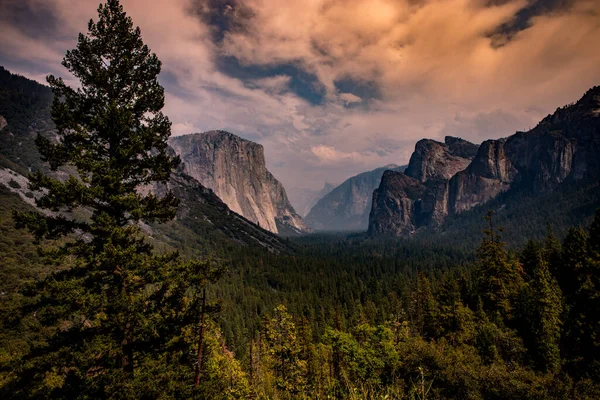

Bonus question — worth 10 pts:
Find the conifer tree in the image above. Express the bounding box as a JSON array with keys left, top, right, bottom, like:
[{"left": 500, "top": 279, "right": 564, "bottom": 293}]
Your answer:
[
  {"left": 543, "top": 224, "right": 562, "bottom": 276},
  {"left": 557, "top": 227, "right": 588, "bottom": 299},
  {"left": 263, "top": 305, "right": 307, "bottom": 395},
  {"left": 525, "top": 249, "right": 563, "bottom": 372},
  {"left": 563, "top": 211, "right": 600, "bottom": 379},
  {"left": 7, "top": 1, "right": 218, "bottom": 397},
  {"left": 520, "top": 239, "right": 541, "bottom": 281},
  {"left": 413, "top": 274, "right": 439, "bottom": 339},
  {"left": 475, "top": 211, "right": 523, "bottom": 322}
]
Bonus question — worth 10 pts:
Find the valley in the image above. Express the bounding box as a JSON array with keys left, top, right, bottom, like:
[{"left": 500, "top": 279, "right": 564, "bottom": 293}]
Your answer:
[{"left": 1, "top": 0, "right": 600, "bottom": 398}]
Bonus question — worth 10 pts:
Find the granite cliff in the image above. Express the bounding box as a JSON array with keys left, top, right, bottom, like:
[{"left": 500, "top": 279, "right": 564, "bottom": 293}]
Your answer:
[
  {"left": 369, "top": 86, "right": 600, "bottom": 236},
  {"left": 169, "top": 131, "right": 311, "bottom": 235},
  {"left": 404, "top": 137, "right": 478, "bottom": 183}
]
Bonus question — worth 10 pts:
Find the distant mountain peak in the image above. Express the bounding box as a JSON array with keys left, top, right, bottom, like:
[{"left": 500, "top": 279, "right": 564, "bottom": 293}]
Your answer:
[
  {"left": 382, "top": 163, "right": 400, "bottom": 169},
  {"left": 305, "top": 164, "right": 407, "bottom": 231}
]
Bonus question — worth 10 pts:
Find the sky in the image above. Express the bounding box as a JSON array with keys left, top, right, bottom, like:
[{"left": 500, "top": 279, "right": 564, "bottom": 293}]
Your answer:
[{"left": 1, "top": 0, "right": 600, "bottom": 194}]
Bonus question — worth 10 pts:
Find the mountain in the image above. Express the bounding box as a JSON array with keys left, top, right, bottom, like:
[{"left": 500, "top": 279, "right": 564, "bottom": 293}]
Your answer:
[
  {"left": 404, "top": 136, "right": 478, "bottom": 182},
  {"left": 0, "top": 66, "right": 294, "bottom": 252},
  {"left": 0, "top": 66, "right": 53, "bottom": 175},
  {"left": 149, "top": 170, "right": 293, "bottom": 254},
  {"left": 369, "top": 86, "right": 600, "bottom": 236},
  {"left": 287, "top": 183, "right": 335, "bottom": 217},
  {"left": 168, "top": 131, "right": 311, "bottom": 235},
  {"left": 305, "top": 164, "right": 406, "bottom": 231}
]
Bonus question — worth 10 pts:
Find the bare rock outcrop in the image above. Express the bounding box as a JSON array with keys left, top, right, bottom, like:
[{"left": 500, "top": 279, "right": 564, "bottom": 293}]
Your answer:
[
  {"left": 169, "top": 131, "right": 310, "bottom": 235},
  {"left": 405, "top": 137, "right": 477, "bottom": 183},
  {"left": 368, "top": 171, "right": 426, "bottom": 236}
]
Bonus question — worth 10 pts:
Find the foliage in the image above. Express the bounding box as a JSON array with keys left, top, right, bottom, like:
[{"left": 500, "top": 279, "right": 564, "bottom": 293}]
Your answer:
[
  {"left": 1, "top": 1, "right": 230, "bottom": 398},
  {"left": 0, "top": 0, "right": 599, "bottom": 398}
]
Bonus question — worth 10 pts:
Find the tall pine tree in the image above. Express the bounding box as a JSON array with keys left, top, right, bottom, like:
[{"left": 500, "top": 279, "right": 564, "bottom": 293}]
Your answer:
[
  {"left": 475, "top": 211, "right": 523, "bottom": 323},
  {"left": 6, "top": 1, "right": 220, "bottom": 398},
  {"left": 523, "top": 248, "right": 563, "bottom": 372}
]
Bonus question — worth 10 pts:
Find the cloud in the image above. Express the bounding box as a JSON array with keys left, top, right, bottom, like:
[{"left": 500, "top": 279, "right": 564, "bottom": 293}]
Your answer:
[
  {"left": 311, "top": 145, "right": 362, "bottom": 163},
  {"left": 339, "top": 92, "right": 363, "bottom": 105},
  {"left": 1, "top": 0, "right": 599, "bottom": 191}
]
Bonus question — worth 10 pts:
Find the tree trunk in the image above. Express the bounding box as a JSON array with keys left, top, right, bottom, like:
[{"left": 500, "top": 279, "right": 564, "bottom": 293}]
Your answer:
[
  {"left": 122, "top": 321, "right": 134, "bottom": 378},
  {"left": 194, "top": 287, "right": 207, "bottom": 387}
]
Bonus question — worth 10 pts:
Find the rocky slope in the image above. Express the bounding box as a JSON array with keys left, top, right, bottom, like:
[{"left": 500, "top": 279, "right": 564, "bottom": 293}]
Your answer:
[
  {"left": 369, "top": 86, "right": 600, "bottom": 236},
  {"left": 305, "top": 164, "right": 406, "bottom": 231},
  {"left": 169, "top": 131, "right": 311, "bottom": 235}
]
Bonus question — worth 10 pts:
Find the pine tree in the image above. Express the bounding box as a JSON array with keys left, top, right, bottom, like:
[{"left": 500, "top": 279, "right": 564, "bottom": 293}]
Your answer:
[
  {"left": 543, "top": 224, "right": 562, "bottom": 276},
  {"left": 475, "top": 211, "right": 523, "bottom": 323},
  {"left": 413, "top": 274, "right": 439, "bottom": 339},
  {"left": 436, "top": 276, "right": 464, "bottom": 342},
  {"left": 524, "top": 249, "right": 563, "bottom": 372},
  {"left": 557, "top": 227, "right": 588, "bottom": 300},
  {"left": 563, "top": 211, "right": 600, "bottom": 379},
  {"left": 6, "top": 1, "right": 217, "bottom": 397},
  {"left": 263, "top": 305, "right": 307, "bottom": 395},
  {"left": 520, "top": 239, "right": 541, "bottom": 281}
]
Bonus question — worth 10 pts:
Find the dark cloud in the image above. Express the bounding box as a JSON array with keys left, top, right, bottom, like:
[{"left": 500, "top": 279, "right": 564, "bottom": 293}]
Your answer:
[
  {"left": 1, "top": 0, "right": 62, "bottom": 40},
  {"left": 0, "top": 0, "right": 69, "bottom": 75},
  {"left": 489, "top": 0, "right": 574, "bottom": 47},
  {"left": 334, "top": 76, "right": 381, "bottom": 104},
  {"left": 216, "top": 56, "right": 326, "bottom": 105},
  {"left": 189, "top": 0, "right": 253, "bottom": 43}
]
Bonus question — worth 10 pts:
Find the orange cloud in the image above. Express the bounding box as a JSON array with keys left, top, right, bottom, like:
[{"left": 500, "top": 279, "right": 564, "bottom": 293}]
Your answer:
[{"left": 1, "top": 0, "right": 599, "bottom": 190}]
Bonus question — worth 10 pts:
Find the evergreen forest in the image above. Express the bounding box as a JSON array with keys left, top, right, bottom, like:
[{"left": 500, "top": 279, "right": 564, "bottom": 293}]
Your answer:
[{"left": 1, "top": 1, "right": 600, "bottom": 399}]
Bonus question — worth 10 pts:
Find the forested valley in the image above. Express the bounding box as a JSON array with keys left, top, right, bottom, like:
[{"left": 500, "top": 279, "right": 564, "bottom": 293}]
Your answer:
[{"left": 1, "top": 1, "right": 600, "bottom": 399}]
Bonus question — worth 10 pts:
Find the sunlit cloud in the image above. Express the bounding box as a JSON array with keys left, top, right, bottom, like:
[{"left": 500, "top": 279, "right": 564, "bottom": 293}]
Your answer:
[{"left": 1, "top": 0, "right": 599, "bottom": 191}]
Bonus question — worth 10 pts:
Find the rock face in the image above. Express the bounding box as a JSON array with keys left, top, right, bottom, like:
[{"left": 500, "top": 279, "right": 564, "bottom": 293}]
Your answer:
[
  {"left": 369, "top": 86, "right": 600, "bottom": 236},
  {"left": 153, "top": 172, "right": 293, "bottom": 253},
  {"left": 305, "top": 165, "right": 406, "bottom": 231},
  {"left": 368, "top": 137, "right": 477, "bottom": 235},
  {"left": 404, "top": 137, "right": 478, "bottom": 183},
  {"left": 368, "top": 171, "right": 426, "bottom": 236},
  {"left": 169, "top": 131, "right": 311, "bottom": 235}
]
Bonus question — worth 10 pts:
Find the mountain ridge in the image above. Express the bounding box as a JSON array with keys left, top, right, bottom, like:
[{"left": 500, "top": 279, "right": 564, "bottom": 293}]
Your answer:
[{"left": 368, "top": 86, "right": 600, "bottom": 236}]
